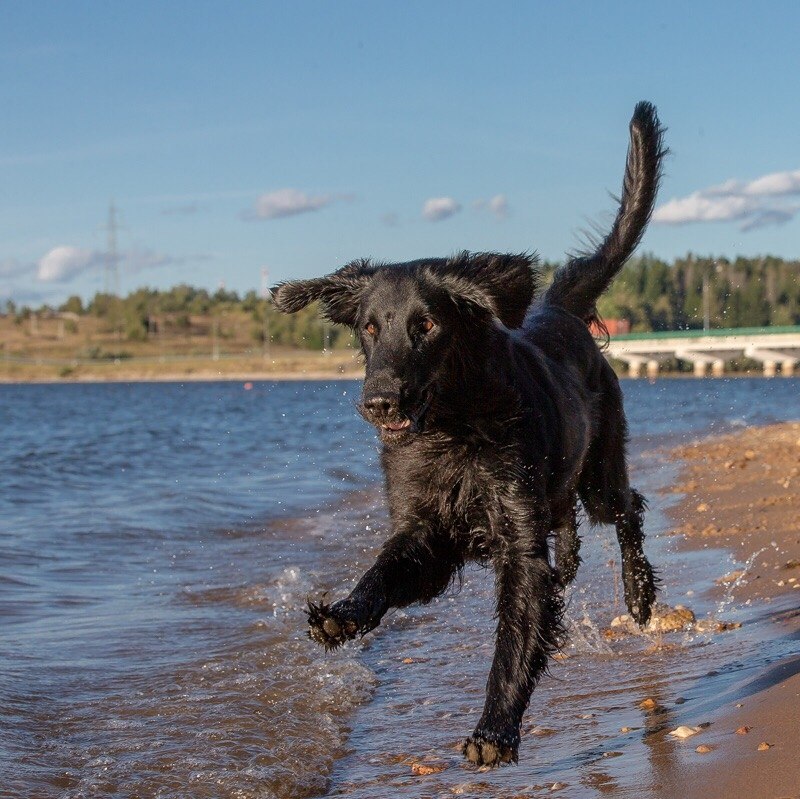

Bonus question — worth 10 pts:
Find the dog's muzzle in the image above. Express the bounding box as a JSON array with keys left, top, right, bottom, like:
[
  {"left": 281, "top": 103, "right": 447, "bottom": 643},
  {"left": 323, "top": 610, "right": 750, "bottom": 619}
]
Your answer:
[{"left": 359, "top": 392, "right": 428, "bottom": 441}]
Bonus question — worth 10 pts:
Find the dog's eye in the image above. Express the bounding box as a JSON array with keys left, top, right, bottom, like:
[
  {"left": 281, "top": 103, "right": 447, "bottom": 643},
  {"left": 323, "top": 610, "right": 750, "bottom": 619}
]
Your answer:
[
  {"left": 421, "top": 318, "right": 436, "bottom": 334},
  {"left": 365, "top": 322, "right": 377, "bottom": 336}
]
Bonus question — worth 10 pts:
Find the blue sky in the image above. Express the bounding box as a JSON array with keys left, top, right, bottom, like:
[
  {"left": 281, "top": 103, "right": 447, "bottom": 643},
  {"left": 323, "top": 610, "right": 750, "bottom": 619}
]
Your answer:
[{"left": 3, "top": 1, "right": 800, "bottom": 306}]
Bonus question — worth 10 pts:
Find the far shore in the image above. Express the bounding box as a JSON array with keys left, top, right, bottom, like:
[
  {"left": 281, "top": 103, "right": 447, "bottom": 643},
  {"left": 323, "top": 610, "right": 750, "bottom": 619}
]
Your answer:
[
  {"left": 0, "top": 351, "right": 365, "bottom": 384},
  {"left": 0, "top": 370, "right": 365, "bottom": 385},
  {"left": 2, "top": 359, "right": 796, "bottom": 385}
]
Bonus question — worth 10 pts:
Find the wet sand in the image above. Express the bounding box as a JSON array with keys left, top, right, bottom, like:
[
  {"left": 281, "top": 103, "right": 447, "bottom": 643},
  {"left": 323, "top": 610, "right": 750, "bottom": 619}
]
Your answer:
[{"left": 662, "top": 422, "right": 800, "bottom": 799}]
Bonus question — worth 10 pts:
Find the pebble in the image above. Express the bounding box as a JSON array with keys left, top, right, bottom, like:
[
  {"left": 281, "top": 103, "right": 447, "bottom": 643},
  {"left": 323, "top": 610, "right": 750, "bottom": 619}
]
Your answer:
[
  {"left": 757, "top": 741, "right": 773, "bottom": 751},
  {"left": 550, "top": 783, "right": 567, "bottom": 792},
  {"left": 693, "top": 618, "right": 742, "bottom": 633},
  {"left": 695, "top": 744, "right": 713, "bottom": 753},
  {"left": 669, "top": 725, "right": 701, "bottom": 738},
  {"left": 696, "top": 502, "right": 709, "bottom": 512},
  {"left": 411, "top": 761, "right": 448, "bottom": 775},
  {"left": 736, "top": 725, "right": 751, "bottom": 735},
  {"left": 639, "top": 698, "right": 659, "bottom": 710}
]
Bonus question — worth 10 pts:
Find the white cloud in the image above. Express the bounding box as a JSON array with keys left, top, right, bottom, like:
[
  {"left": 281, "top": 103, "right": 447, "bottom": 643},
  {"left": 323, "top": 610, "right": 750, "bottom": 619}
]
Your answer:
[
  {"left": 654, "top": 168, "right": 800, "bottom": 230},
  {"left": 37, "top": 246, "right": 104, "bottom": 282},
  {"left": 473, "top": 195, "right": 510, "bottom": 219},
  {"left": 33, "top": 245, "right": 200, "bottom": 284},
  {"left": 744, "top": 169, "right": 800, "bottom": 197},
  {"left": 422, "top": 196, "right": 461, "bottom": 222},
  {"left": 247, "top": 188, "right": 342, "bottom": 220},
  {"left": 488, "top": 194, "right": 509, "bottom": 219}
]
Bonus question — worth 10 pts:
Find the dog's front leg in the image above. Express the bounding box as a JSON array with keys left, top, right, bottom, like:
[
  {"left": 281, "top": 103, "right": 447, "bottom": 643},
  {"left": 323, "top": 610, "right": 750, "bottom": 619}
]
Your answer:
[
  {"left": 464, "top": 533, "right": 563, "bottom": 767},
  {"left": 307, "top": 527, "right": 459, "bottom": 650}
]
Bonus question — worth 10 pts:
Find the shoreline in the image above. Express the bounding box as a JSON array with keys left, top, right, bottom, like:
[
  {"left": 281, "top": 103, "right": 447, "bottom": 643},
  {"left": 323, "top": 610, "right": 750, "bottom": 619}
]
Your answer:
[
  {"left": 0, "top": 371, "right": 364, "bottom": 385},
  {"left": 661, "top": 421, "right": 800, "bottom": 799},
  {"left": 1, "top": 371, "right": 794, "bottom": 386}
]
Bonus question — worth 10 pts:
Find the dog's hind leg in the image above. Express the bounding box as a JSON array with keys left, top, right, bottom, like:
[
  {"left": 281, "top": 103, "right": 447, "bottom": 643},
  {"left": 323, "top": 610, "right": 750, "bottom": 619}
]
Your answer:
[
  {"left": 307, "top": 527, "right": 460, "bottom": 650},
  {"left": 553, "top": 501, "right": 581, "bottom": 586},
  {"left": 578, "top": 377, "right": 657, "bottom": 625},
  {"left": 580, "top": 471, "right": 657, "bottom": 625},
  {"left": 613, "top": 486, "right": 657, "bottom": 625}
]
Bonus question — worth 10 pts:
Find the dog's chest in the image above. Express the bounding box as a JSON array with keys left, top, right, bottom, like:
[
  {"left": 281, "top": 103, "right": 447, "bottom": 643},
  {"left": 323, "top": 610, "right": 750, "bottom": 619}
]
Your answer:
[{"left": 385, "top": 441, "right": 502, "bottom": 553}]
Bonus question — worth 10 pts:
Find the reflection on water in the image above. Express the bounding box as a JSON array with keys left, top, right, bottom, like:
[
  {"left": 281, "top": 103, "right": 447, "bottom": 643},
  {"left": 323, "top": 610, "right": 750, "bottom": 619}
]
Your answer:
[{"left": 0, "top": 378, "right": 798, "bottom": 797}]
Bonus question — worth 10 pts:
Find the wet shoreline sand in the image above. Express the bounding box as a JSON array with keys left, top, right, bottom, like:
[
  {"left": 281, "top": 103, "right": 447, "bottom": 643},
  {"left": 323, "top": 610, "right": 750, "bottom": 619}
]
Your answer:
[{"left": 659, "top": 421, "right": 800, "bottom": 799}]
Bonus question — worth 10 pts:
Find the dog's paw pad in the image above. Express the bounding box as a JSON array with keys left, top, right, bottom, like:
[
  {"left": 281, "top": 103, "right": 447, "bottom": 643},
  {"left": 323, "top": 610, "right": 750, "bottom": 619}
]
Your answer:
[
  {"left": 306, "top": 600, "right": 358, "bottom": 651},
  {"left": 462, "top": 736, "right": 516, "bottom": 767}
]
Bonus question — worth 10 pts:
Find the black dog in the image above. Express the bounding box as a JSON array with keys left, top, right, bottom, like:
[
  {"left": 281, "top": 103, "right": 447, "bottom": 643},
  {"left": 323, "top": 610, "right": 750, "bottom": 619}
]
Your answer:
[{"left": 272, "top": 102, "right": 665, "bottom": 767}]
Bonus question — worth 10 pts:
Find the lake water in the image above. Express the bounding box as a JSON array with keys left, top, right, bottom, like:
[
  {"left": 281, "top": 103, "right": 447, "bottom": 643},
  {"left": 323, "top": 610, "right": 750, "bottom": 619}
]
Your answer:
[{"left": 1, "top": 378, "right": 799, "bottom": 797}]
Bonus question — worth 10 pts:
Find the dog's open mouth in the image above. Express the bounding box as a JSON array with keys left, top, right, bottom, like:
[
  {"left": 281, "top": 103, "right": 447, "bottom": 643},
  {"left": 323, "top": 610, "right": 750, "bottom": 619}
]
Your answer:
[{"left": 381, "top": 419, "right": 411, "bottom": 432}]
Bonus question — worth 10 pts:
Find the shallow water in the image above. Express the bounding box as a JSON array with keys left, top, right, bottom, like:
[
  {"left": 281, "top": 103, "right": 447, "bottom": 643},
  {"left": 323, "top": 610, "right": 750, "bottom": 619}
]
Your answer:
[{"left": 1, "top": 378, "right": 799, "bottom": 797}]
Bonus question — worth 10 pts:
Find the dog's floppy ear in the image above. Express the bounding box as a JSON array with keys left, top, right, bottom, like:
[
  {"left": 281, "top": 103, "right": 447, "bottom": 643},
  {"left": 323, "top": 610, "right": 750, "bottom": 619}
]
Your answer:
[
  {"left": 271, "top": 259, "right": 376, "bottom": 327},
  {"left": 428, "top": 252, "right": 541, "bottom": 328}
]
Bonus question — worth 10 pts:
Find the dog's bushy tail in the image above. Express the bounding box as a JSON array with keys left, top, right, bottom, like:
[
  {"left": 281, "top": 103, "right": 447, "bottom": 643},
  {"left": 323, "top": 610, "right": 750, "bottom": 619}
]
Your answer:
[{"left": 543, "top": 102, "right": 667, "bottom": 326}]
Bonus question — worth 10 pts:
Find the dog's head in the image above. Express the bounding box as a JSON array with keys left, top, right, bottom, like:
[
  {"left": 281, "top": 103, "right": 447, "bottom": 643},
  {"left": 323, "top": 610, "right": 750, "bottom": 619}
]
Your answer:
[{"left": 272, "top": 252, "right": 539, "bottom": 444}]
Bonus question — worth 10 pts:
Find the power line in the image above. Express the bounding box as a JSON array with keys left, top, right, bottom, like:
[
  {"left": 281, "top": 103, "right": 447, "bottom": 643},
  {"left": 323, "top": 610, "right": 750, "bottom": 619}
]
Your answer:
[{"left": 100, "top": 201, "right": 125, "bottom": 297}]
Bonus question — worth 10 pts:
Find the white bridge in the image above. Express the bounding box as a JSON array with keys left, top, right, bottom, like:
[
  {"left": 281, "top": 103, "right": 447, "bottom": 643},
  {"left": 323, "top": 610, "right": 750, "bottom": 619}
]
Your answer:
[{"left": 604, "top": 325, "right": 800, "bottom": 378}]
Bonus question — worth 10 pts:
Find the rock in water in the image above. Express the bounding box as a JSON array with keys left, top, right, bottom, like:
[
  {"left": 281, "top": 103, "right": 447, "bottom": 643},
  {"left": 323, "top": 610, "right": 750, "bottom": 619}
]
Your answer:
[
  {"left": 668, "top": 725, "right": 701, "bottom": 738},
  {"left": 410, "top": 761, "right": 447, "bottom": 775},
  {"left": 611, "top": 603, "right": 696, "bottom": 634}
]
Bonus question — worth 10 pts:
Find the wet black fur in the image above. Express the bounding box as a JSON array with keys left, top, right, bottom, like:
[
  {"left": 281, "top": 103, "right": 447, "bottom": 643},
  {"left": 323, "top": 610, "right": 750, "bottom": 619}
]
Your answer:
[{"left": 272, "top": 102, "right": 666, "bottom": 767}]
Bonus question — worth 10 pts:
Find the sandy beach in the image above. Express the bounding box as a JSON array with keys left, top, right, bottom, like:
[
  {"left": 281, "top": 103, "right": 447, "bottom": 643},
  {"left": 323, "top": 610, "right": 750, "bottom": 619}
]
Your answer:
[
  {"left": 0, "top": 353, "right": 364, "bottom": 383},
  {"left": 662, "top": 422, "right": 800, "bottom": 799}
]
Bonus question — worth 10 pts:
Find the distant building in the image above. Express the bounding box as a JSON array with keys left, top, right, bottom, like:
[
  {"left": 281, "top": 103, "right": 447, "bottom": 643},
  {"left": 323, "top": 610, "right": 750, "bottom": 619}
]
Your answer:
[{"left": 589, "top": 318, "right": 631, "bottom": 337}]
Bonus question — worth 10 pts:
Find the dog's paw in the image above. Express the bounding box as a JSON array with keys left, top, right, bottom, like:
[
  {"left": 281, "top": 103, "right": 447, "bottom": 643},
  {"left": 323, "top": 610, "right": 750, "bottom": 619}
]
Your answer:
[
  {"left": 306, "top": 599, "right": 359, "bottom": 651},
  {"left": 462, "top": 734, "right": 518, "bottom": 767}
]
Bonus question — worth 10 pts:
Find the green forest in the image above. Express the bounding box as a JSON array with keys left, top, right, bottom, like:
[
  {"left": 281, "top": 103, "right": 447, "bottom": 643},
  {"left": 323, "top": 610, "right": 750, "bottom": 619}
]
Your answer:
[
  {"left": 5, "top": 253, "right": 800, "bottom": 349},
  {"left": 594, "top": 253, "right": 800, "bottom": 332}
]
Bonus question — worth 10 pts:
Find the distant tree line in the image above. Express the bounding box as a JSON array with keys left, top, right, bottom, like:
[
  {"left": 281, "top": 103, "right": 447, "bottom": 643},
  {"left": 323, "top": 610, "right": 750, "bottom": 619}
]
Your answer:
[
  {"left": 4, "top": 254, "right": 799, "bottom": 347},
  {"left": 4, "top": 284, "right": 353, "bottom": 350},
  {"left": 594, "top": 254, "right": 800, "bottom": 332}
]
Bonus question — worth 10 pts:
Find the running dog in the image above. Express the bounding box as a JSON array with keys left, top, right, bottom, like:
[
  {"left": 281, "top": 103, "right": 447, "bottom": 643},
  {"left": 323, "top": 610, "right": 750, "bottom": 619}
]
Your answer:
[{"left": 272, "top": 101, "right": 666, "bottom": 766}]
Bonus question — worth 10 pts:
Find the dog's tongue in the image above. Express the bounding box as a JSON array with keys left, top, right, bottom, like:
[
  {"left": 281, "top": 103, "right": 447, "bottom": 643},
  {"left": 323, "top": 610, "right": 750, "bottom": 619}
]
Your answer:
[{"left": 384, "top": 419, "right": 411, "bottom": 431}]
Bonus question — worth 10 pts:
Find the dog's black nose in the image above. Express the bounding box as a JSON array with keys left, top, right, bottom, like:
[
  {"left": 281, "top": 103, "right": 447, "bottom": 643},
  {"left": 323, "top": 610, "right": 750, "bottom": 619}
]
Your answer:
[{"left": 362, "top": 394, "right": 399, "bottom": 415}]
